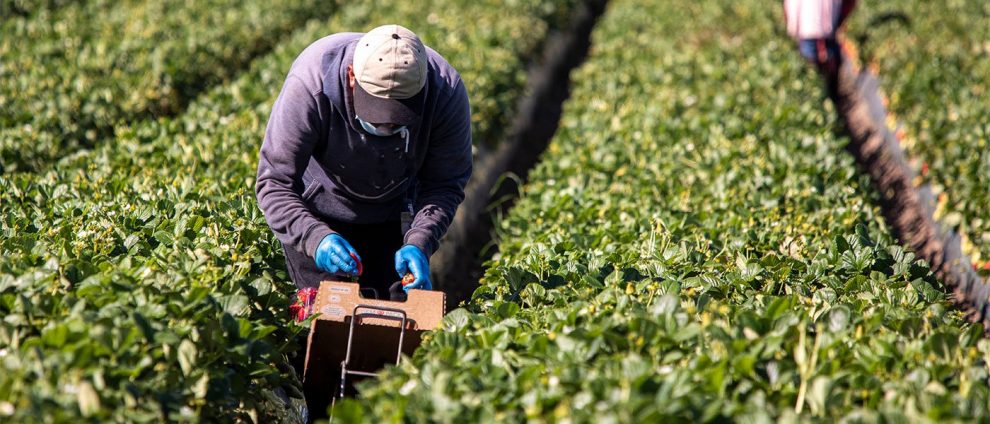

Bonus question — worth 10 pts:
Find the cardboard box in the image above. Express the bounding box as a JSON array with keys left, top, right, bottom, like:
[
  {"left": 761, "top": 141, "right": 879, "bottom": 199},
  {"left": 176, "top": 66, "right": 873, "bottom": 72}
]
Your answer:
[{"left": 302, "top": 281, "right": 445, "bottom": 415}]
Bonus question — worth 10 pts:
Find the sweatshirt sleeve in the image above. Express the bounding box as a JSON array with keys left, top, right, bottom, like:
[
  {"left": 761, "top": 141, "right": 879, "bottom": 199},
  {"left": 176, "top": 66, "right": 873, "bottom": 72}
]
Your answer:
[
  {"left": 256, "top": 74, "right": 334, "bottom": 258},
  {"left": 404, "top": 79, "right": 473, "bottom": 257}
]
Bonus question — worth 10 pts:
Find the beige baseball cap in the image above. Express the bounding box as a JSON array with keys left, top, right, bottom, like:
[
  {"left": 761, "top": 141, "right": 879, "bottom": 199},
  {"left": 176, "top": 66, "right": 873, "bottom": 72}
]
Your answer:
[{"left": 353, "top": 24, "right": 428, "bottom": 126}]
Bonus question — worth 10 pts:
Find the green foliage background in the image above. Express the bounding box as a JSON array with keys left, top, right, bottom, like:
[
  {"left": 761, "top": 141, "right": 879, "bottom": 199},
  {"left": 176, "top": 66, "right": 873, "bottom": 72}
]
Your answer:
[
  {"left": 1, "top": 0, "right": 987, "bottom": 422},
  {"left": 341, "top": 0, "right": 990, "bottom": 421},
  {"left": 847, "top": 0, "right": 990, "bottom": 266},
  {"left": 0, "top": 0, "right": 574, "bottom": 421}
]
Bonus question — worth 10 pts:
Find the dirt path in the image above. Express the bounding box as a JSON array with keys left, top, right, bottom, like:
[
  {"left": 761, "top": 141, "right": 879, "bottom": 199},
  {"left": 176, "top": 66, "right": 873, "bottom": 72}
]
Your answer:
[
  {"left": 830, "top": 43, "right": 990, "bottom": 332},
  {"left": 431, "top": 0, "right": 610, "bottom": 308}
]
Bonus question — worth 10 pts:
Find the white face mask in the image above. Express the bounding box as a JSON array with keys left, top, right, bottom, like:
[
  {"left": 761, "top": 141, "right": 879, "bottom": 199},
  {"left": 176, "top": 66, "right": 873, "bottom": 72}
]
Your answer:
[{"left": 356, "top": 116, "right": 407, "bottom": 137}]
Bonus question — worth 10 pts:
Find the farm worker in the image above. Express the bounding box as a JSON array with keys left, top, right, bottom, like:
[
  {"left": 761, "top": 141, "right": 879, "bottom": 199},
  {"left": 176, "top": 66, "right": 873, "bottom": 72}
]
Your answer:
[
  {"left": 255, "top": 24, "right": 472, "bottom": 305},
  {"left": 783, "top": 0, "right": 857, "bottom": 87}
]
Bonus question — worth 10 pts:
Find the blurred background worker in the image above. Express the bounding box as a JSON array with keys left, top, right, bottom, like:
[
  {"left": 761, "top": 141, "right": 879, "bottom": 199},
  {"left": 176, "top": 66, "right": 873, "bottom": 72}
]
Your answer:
[
  {"left": 256, "top": 24, "right": 472, "bottom": 309},
  {"left": 784, "top": 0, "right": 858, "bottom": 91}
]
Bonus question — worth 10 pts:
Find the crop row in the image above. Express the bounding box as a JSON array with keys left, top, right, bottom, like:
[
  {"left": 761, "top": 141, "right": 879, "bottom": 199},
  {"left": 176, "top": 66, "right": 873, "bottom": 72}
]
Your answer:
[
  {"left": 0, "top": 0, "right": 330, "bottom": 174},
  {"left": 341, "top": 0, "right": 989, "bottom": 421},
  {"left": 0, "top": 0, "right": 575, "bottom": 420},
  {"left": 846, "top": 0, "right": 990, "bottom": 268}
]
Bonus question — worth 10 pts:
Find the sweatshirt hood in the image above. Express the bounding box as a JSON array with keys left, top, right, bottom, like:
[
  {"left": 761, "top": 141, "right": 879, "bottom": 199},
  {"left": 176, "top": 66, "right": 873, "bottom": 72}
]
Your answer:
[{"left": 322, "top": 38, "right": 362, "bottom": 133}]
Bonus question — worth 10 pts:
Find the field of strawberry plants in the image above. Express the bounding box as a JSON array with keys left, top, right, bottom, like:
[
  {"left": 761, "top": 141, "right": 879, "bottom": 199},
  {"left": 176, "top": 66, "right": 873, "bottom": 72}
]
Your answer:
[
  {"left": 339, "top": 0, "right": 990, "bottom": 421},
  {"left": 0, "top": 0, "right": 574, "bottom": 420},
  {"left": 846, "top": 0, "right": 990, "bottom": 269},
  {"left": 3, "top": 0, "right": 987, "bottom": 421},
  {"left": 0, "top": 0, "right": 331, "bottom": 174}
]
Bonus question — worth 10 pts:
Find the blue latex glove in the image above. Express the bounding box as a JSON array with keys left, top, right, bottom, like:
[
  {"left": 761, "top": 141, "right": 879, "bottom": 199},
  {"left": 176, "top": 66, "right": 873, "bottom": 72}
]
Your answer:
[
  {"left": 395, "top": 245, "right": 432, "bottom": 291},
  {"left": 314, "top": 234, "right": 361, "bottom": 276}
]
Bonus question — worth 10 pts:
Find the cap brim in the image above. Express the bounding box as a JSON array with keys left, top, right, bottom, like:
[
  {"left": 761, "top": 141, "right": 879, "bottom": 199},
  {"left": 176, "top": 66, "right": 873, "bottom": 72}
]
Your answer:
[{"left": 353, "top": 82, "right": 424, "bottom": 127}]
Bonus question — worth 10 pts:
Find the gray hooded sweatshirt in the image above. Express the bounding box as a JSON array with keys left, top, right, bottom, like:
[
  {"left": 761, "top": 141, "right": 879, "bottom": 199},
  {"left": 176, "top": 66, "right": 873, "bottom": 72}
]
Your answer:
[{"left": 256, "top": 33, "right": 472, "bottom": 259}]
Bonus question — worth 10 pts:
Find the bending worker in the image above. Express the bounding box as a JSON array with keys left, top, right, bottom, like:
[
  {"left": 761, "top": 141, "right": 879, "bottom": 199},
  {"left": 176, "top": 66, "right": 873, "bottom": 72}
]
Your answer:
[{"left": 256, "top": 24, "right": 472, "bottom": 302}]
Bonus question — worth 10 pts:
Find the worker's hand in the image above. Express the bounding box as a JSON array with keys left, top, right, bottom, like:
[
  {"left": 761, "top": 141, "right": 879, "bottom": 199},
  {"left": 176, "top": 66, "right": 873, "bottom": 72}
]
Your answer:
[
  {"left": 395, "top": 245, "right": 432, "bottom": 291},
  {"left": 314, "top": 234, "right": 361, "bottom": 276}
]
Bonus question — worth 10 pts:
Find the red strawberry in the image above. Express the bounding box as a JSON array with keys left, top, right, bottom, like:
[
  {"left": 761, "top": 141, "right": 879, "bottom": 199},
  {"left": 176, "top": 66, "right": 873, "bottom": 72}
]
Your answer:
[
  {"left": 289, "top": 304, "right": 305, "bottom": 322},
  {"left": 350, "top": 252, "right": 364, "bottom": 276},
  {"left": 290, "top": 288, "right": 319, "bottom": 322}
]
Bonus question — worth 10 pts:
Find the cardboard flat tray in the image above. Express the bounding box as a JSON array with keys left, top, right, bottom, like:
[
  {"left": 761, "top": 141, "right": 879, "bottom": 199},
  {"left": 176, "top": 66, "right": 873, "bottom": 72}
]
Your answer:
[
  {"left": 310, "top": 281, "right": 445, "bottom": 329},
  {"left": 302, "top": 281, "right": 446, "bottom": 415}
]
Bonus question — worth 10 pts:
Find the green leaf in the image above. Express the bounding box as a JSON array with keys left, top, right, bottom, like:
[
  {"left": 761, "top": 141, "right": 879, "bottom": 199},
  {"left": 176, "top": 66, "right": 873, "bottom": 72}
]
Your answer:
[
  {"left": 77, "top": 381, "right": 100, "bottom": 417},
  {"left": 443, "top": 308, "right": 471, "bottom": 332},
  {"left": 178, "top": 339, "right": 197, "bottom": 377},
  {"left": 219, "top": 294, "right": 249, "bottom": 316}
]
